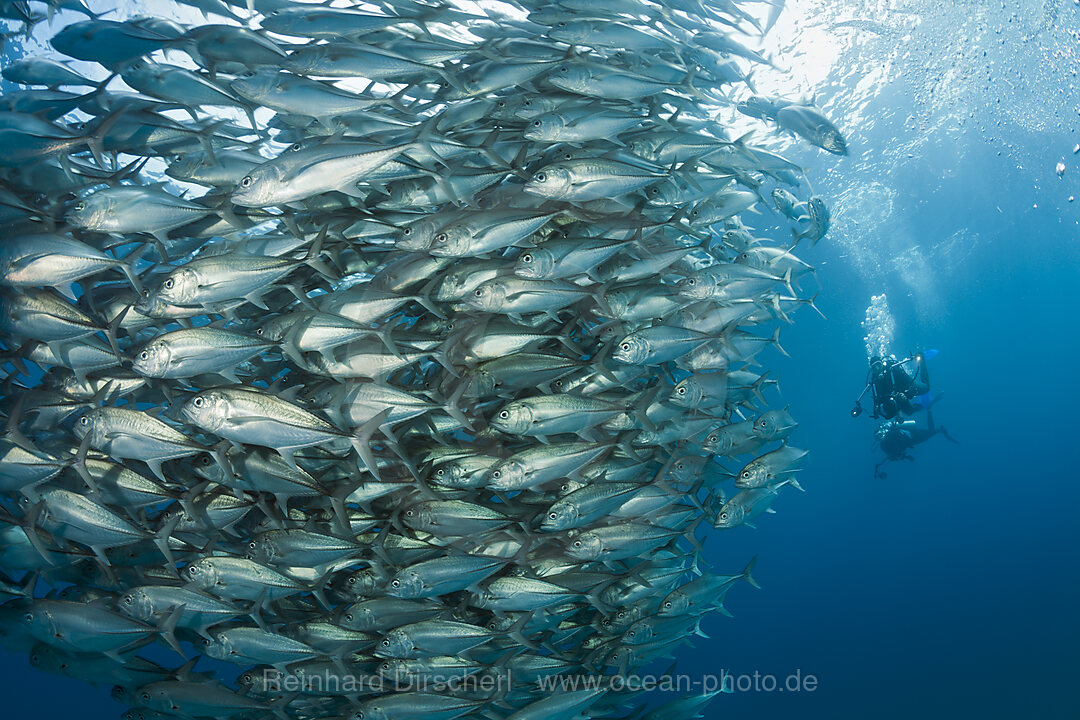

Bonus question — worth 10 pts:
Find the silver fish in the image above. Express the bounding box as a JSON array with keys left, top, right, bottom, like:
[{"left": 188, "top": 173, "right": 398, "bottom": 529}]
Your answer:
[{"left": 0, "top": 3, "right": 828, "bottom": 719}]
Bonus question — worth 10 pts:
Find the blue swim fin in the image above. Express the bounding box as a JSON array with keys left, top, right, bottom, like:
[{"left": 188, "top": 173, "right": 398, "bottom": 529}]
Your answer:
[{"left": 917, "top": 391, "right": 944, "bottom": 410}]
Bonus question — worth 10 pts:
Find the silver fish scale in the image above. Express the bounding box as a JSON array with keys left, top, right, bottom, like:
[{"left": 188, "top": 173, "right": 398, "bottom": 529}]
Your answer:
[{"left": 0, "top": 1, "right": 839, "bottom": 718}]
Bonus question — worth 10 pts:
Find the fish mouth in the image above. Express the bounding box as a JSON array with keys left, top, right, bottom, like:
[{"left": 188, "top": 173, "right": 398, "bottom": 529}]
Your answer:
[
  {"left": 826, "top": 139, "right": 848, "bottom": 155},
  {"left": 229, "top": 189, "right": 258, "bottom": 207},
  {"left": 177, "top": 404, "right": 200, "bottom": 425},
  {"left": 132, "top": 298, "right": 156, "bottom": 315},
  {"left": 677, "top": 287, "right": 707, "bottom": 300}
]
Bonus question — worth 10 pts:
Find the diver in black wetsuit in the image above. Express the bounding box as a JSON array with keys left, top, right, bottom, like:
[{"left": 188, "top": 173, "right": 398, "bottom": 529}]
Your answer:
[
  {"left": 851, "top": 353, "right": 933, "bottom": 419},
  {"left": 873, "top": 408, "right": 958, "bottom": 478}
]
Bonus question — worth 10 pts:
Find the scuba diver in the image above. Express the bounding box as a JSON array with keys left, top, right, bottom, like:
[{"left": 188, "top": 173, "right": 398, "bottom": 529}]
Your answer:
[
  {"left": 851, "top": 350, "right": 936, "bottom": 419},
  {"left": 873, "top": 407, "right": 958, "bottom": 478}
]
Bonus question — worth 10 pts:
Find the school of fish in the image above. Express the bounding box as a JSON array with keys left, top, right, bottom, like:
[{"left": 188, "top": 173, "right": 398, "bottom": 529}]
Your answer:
[{"left": 0, "top": 0, "right": 844, "bottom": 717}]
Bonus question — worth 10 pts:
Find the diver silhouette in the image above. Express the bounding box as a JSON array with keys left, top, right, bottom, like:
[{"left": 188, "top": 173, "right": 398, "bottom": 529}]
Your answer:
[
  {"left": 873, "top": 408, "right": 958, "bottom": 479},
  {"left": 852, "top": 351, "right": 935, "bottom": 419}
]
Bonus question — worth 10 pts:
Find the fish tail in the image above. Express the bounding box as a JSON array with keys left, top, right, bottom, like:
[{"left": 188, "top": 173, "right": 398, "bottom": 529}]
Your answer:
[
  {"left": 156, "top": 602, "right": 186, "bottom": 657},
  {"left": 349, "top": 407, "right": 392, "bottom": 481},
  {"left": 743, "top": 554, "right": 761, "bottom": 588}
]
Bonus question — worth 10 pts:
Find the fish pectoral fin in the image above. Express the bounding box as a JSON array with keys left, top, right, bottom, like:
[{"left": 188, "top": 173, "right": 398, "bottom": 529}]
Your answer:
[{"left": 226, "top": 414, "right": 278, "bottom": 425}]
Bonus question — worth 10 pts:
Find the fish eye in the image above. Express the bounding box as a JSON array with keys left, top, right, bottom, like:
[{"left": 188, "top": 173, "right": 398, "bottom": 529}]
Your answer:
[
  {"left": 676, "top": 387, "right": 686, "bottom": 395},
  {"left": 687, "top": 278, "right": 696, "bottom": 285},
  {"left": 390, "top": 579, "right": 400, "bottom": 588},
  {"left": 573, "top": 540, "right": 581, "bottom": 547},
  {"left": 140, "top": 692, "right": 150, "bottom": 702},
  {"left": 663, "top": 601, "right": 672, "bottom": 608},
  {"left": 187, "top": 566, "right": 198, "bottom": 575},
  {"left": 741, "top": 471, "right": 750, "bottom": 479},
  {"left": 289, "top": 143, "right": 301, "bottom": 151},
  {"left": 344, "top": 613, "right": 353, "bottom": 622},
  {"left": 532, "top": 120, "right": 541, "bottom": 127},
  {"left": 720, "top": 512, "right": 728, "bottom": 520},
  {"left": 402, "top": 227, "right": 412, "bottom": 236},
  {"left": 193, "top": 396, "right": 204, "bottom": 407},
  {"left": 240, "top": 176, "right": 253, "bottom": 187},
  {"left": 548, "top": 512, "right": 557, "bottom": 519},
  {"left": 534, "top": 172, "right": 547, "bottom": 182},
  {"left": 434, "top": 233, "right": 448, "bottom": 244},
  {"left": 79, "top": 416, "right": 89, "bottom": 425},
  {"left": 498, "top": 410, "right": 509, "bottom": 419},
  {"left": 174, "top": 154, "right": 183, "bottom": 163},
  {"left": 139, "top": 351, "right": 148, "bottom": 360},
  {"left": 381, "top": 639, "right": 390, "bottom": 646},
  {"left": 492, "top": 470, "right": 501, "bottom": 478},
  {"left": 199, "top": 456, "right": 211, "bottom": 466},
  {"left": 73, "top": 201, "right": 85, "bottom": 211},
  {"left": 163, "top": 278, "right": 175, "bottom": 289},
  {"left": 521, "top": 254, "right": 532, "bottom": 263},
  {"left": 22, "top": 612, "right": 32, "bottom": 623},
  {"left": 123, "top": 596, "right": 132, "bottom": 604},
  {"left": 248, "top": 541, "right": 257, "bottom": 549},
  {"left": 620, "top": 343, "right": 630, "bottom": 351},
  {"left": 474, "top": 289, "right": 483, "bottom": 297}
]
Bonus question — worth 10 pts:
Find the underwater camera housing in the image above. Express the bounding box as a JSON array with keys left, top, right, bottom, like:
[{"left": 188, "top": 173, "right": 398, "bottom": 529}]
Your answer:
[{"left": 850, "top": 401, "right": 864, "bottom": 417}]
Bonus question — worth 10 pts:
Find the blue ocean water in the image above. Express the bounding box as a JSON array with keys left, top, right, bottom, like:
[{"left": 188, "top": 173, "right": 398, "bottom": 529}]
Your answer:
[{"left": 2, "top": 1, "right": 1079, "bottom": 719}]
